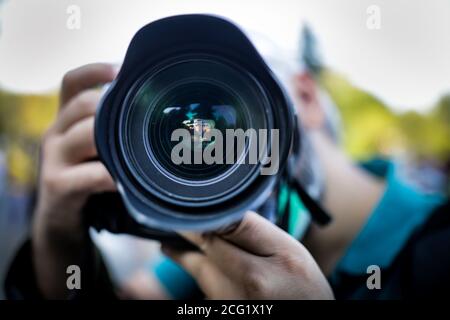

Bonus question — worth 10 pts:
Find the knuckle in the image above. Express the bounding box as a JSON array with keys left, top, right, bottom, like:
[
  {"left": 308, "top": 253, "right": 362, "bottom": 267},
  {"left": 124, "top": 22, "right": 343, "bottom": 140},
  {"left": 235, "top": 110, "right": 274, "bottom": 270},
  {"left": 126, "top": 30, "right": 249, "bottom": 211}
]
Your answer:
[
  {"left": 61, "top": 69, "right": 77, "bottom": 90},
  {"left": 42, "top": 172, "right": 64, "bottom": 193},
  {"left": 277, "top": 252, "right": 304, "bottom": 275},
  {"left": 230, "top": 216, "right": 256, "bottom": 238},
  {"left": 74, "top": 91, "right": 98, "bottom": 114},
  {"left": 244, "top": 268, "right": 270, "bottom": 299},
  {"left": 98, "top": 171, "right": 112, "bottom": 188},
  {"left": 86, "top": 169, "right": 101, "bottom": 186},
  {"left": 199, "top": 234, "right": 214, "bottom": 252},
  {"left": 89, "top": 168, "right": 110, "bottom": 190}
]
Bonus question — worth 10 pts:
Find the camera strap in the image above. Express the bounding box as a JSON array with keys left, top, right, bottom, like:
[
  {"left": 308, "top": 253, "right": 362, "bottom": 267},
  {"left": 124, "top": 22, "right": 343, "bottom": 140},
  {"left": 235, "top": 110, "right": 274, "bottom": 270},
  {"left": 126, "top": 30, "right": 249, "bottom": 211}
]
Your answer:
[{"left": 277, "top": 156, "right": 331, "bottom": 236}]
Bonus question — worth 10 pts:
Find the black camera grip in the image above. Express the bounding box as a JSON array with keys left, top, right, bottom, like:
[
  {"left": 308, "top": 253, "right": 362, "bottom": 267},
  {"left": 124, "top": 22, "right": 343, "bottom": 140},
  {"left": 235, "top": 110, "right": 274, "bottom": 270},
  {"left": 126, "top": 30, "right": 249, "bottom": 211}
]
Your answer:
[{"left": 83, "top": 192, "right": 198, "bottom": 250}]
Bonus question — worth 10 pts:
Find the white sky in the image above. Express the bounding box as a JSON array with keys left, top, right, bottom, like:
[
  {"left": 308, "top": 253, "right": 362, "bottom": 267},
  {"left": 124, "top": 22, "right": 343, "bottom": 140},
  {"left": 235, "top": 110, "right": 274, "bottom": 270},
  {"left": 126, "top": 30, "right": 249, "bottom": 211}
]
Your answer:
[{"left": 0, "top": 0, "right": 449, "bottom": 112}]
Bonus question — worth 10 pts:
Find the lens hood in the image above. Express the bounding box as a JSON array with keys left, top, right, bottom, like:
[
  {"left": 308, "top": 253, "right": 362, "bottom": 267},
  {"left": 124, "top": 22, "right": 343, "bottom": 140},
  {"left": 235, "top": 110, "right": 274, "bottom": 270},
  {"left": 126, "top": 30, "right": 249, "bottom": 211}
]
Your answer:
[{"left": 86, "top": 14, "right": 296, "bottom": 239}]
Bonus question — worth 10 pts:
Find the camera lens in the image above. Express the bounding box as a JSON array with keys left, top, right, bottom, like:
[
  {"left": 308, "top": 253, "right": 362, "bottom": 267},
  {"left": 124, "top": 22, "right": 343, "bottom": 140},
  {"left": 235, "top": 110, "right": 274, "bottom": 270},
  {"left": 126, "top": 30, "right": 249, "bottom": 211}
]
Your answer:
[
  {"left": 118, "top": 56, "right": 271, "bottom": 205},
  {"left": 94, "top": 14, "right": 296, "bottom": 235},
  {"left": 147, "top": 80, "right": 248, "bottom": 181}
]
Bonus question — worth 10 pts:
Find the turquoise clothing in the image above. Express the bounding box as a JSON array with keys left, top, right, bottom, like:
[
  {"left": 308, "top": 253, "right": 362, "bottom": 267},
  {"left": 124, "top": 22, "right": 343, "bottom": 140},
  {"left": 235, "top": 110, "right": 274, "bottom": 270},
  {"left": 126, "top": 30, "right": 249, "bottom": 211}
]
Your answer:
[
  {"left": 152, "top": 257, "right": 199, "bottom": 299},
  {"left": 334, "top": 162, "right": 444, "bottom": 275}
]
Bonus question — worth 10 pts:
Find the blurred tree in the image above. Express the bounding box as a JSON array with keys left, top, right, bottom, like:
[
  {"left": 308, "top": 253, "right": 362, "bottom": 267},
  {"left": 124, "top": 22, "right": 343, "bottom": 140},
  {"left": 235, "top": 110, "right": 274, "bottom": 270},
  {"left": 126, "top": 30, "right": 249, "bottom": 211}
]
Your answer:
[
  {"left": 0, "top": 89, "right": 58, "bottom": 187},
  {"left": 319, "top": 70, "right": 450, "bottom": 165}
]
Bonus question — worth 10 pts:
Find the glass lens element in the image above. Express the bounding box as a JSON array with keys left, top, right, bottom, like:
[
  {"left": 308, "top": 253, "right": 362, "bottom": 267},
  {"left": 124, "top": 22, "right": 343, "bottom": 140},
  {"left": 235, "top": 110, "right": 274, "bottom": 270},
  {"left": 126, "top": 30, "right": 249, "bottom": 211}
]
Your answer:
[{"left": 148, "top": 81, "right": 247, "bottom": 180}]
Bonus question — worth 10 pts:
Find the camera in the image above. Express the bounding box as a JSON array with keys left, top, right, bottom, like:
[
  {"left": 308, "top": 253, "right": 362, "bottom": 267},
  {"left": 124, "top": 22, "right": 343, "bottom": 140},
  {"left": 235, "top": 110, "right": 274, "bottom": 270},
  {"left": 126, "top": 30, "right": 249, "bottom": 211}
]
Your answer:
[{"left": 83, "top": 14, "right": 329, "bottom": 243}]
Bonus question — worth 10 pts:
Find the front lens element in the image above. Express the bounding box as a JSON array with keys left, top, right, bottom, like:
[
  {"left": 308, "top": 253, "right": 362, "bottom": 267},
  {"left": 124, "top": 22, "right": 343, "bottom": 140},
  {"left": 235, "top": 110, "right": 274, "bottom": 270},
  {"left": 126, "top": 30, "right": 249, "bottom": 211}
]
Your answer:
[
  {"left": 148, "top": 81, "right": 247, "bottom": 180},
  {"left": 120, "top": 56, "right": 270, "bottom": 203}
]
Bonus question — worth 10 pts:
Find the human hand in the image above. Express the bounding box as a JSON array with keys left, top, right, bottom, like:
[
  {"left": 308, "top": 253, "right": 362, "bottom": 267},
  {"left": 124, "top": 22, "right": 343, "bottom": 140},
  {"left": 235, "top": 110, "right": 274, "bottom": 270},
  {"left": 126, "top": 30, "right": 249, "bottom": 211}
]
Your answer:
[
  {"left": 32, "top": 63, "right": 117, "bottom": 298},
  {"left": 162, "top": 211, "right": 334, "bottom": 300}
]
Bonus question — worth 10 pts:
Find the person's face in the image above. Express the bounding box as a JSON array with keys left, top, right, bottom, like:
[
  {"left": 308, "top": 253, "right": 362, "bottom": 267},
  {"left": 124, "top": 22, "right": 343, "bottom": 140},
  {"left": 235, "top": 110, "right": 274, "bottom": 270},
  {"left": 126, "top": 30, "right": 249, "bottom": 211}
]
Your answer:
[{"left": 292, "top": 72, "right": 326, "bottom": 132}]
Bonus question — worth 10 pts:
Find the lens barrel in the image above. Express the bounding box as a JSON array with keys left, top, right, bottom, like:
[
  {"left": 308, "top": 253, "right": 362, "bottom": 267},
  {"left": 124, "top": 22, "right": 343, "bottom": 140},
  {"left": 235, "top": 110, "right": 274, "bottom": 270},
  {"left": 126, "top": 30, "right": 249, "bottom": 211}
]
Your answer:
[{"left": 95, "top": 14, "right": 295, "bottom": 233}]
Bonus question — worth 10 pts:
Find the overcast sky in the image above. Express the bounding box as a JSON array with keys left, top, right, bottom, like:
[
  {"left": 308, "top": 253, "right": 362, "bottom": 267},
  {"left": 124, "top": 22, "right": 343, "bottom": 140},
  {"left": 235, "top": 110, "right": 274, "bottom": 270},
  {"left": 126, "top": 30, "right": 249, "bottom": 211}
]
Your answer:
[{"left": 0, "top": 0, "right": 449, "bottom": 112}]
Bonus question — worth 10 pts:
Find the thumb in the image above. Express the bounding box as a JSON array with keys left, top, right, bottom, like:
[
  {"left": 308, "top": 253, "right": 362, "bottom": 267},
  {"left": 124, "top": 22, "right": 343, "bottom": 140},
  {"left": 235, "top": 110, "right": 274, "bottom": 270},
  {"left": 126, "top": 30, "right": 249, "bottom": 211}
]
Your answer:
[{"left": 219, "top": 211, "right": 300, "bottom": 257}]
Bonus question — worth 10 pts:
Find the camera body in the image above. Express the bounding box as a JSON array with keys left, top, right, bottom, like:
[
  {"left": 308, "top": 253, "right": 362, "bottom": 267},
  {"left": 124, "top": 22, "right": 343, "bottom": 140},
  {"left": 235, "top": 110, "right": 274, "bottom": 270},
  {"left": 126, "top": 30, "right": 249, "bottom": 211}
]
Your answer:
[{"left": 84, "top": 14, "right": 298, "bottom": 241}]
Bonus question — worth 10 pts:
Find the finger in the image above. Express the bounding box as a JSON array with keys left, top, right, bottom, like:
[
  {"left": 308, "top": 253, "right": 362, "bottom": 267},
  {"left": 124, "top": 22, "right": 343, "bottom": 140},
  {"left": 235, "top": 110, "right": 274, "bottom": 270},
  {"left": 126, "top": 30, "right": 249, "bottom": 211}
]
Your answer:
[
  {"left": 179, "top": 232, "right": 253, "bottom": 280},
  {"left": 53, "top": 89, "right": 101, "bottom": 134},
  {"left": 60, "top": 63, "right": 117, "bottom": 106},
  {"left": 220, "top": 211, "right": 299, "bottom": 257},
  {"left": 59, "top": 161, "right": 116, "bottom": 194},
  {"left": 59, "top": 117, "right": 96, "bottom": 163},
  {"left": 162, "top": 246, "right": 233, "bottom": 298}
]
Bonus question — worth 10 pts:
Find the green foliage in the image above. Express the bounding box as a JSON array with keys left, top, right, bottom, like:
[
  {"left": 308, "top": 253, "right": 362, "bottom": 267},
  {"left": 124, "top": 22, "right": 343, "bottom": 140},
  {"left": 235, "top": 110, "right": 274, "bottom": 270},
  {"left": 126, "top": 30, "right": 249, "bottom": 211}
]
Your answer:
[{"left": 320, "top": 70, "right": 450, "bottom": 164}]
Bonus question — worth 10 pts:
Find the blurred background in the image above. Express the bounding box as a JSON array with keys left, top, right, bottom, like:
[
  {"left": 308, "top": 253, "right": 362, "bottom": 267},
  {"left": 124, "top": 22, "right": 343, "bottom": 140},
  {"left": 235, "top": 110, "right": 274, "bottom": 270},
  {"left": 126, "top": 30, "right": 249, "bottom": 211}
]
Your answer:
[{"left": 0, "top": 0, "right": 449, "bottom": 299}]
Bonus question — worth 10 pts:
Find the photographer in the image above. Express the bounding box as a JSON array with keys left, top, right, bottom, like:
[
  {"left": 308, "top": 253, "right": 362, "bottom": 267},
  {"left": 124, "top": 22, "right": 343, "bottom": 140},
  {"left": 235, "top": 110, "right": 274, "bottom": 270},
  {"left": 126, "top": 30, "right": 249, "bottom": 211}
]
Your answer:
[
  {"left": 120, "top": 28, "right": 447, "bottom": 299},
  {"left": 5, "top": 59, "right": 446, "bottom": 300},
  {"left": 4, "top": 63, "right": 335, "bottom": 299}
]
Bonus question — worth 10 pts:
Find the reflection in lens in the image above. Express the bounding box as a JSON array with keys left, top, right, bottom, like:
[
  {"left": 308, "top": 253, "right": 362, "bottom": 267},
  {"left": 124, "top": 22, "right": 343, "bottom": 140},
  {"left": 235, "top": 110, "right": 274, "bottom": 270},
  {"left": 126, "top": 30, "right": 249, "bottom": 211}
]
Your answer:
[{"left": 149, "top": 81, "right": 248, "bottom": 181}]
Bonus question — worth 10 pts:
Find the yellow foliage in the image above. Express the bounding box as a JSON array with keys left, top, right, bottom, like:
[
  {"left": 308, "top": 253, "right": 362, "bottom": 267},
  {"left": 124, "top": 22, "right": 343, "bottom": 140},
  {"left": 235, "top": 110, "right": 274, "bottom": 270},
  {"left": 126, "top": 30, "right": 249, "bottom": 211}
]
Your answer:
[
  {"left": 19, "top": 95, "right": 58, "bottom": 137},
  {"left": 320, "top": 70, "right": 450, "bottom": 163},
  {"left": 6, "top": 142, "right": 35, "bottom": 186}
]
